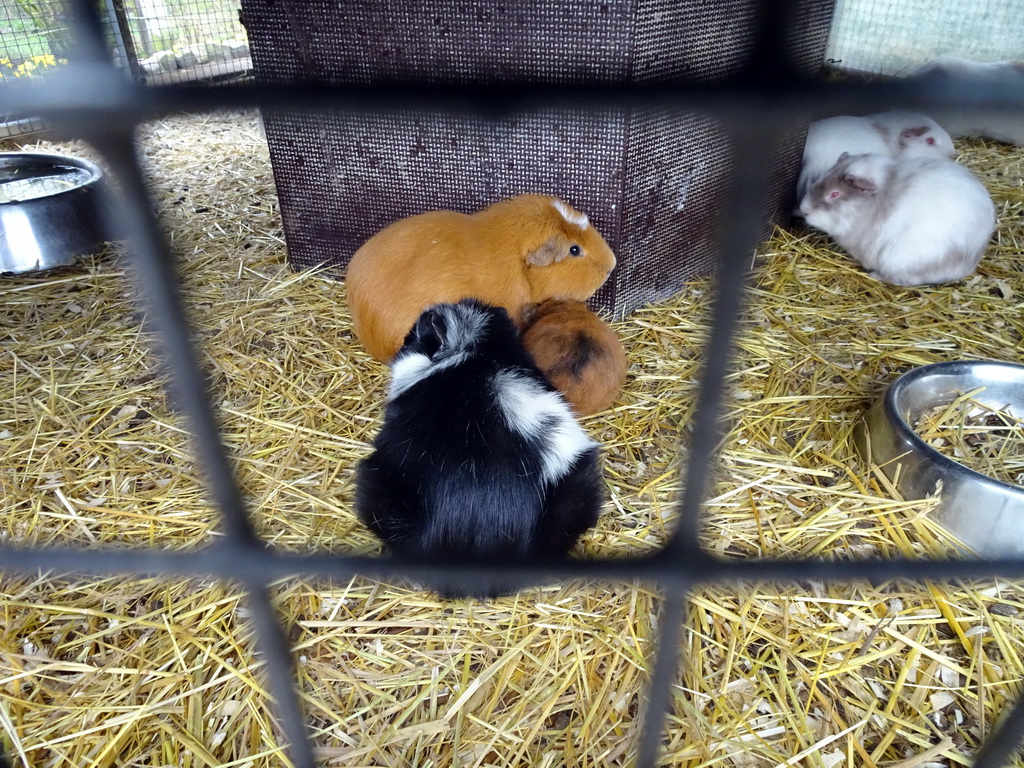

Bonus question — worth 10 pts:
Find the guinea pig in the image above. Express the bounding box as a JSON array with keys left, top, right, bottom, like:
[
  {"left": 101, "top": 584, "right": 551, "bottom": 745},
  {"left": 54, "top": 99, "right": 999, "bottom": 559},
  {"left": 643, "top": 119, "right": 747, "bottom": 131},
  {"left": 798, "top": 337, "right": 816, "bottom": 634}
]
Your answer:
[
  {"left": 346, "top": 194, "right": 617, "bottom": 362},
  {"left": 798, "top": 152, "right": 996, "bottom": 287},
  {"left": 354, "top": 298, "right": 605, "bottom": 599},
  {"left": 868, "top": 111, "right": 956, "bottom": 158},
  {"left": 907, "top": 55, "right": 1024, "bottom": 145},
  {"left": 797, "top": 116, "right": 891, "bottom": 201},
  {"left": 521, "top": 299, "right": 627, "bottom": 416},
  {"left": 796, "top": 113, "right": 954, "bottom": 201}
]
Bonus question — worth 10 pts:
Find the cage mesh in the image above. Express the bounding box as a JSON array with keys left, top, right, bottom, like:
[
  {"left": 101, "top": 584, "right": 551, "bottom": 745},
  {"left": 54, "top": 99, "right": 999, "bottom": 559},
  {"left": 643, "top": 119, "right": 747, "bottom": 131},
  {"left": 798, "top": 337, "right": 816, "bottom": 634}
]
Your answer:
[
  {"left": 244, "top": 0, "right": 836, "bottom": 316},
  {"left": 3, "top": 1, "right": 1024, "bottom": 766},
  {"left": 129, "top": 0, "right": 250, "bottom": 86},
  {"left": 0, "top": 0, "right": 250, "bottom": 137},
  {"left": 826, "top": 0, "right": 1024, "bottom": 74}
]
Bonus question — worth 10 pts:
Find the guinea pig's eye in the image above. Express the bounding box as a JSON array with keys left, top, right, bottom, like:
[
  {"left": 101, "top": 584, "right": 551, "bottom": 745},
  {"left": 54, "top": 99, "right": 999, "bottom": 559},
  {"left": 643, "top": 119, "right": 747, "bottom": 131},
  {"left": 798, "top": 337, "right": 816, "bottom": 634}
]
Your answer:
[
  {"left": 569, "top": 245, "right": 582, "bottom": 257},
  {"left": 828, "top": 190, "right": 840, "bottom": 200},
  {"left": 926, "top": 137, "right": 935, "bottom": 145}
]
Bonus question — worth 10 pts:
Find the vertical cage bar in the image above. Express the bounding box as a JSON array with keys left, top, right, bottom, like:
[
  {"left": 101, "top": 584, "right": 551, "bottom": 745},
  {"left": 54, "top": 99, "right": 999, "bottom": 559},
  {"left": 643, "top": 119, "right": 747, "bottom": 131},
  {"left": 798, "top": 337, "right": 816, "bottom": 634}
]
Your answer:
[
  {"left": 658, "top": 124, "right": 791, "bottom": 558},
  {"left": 636, "top": 586, "right": 689, "bottom": 767},
  {"left": 661, "top": 0, "right": 797, "bottom": 558},
  {"left": 970, "top": 693, "right": 1024, "bottom": 768},
  {"left": 107, "top": 0, "right": 143, "bottom": 78},
  {"left": 65, "top": 0, "right": 116, "bottom": 65},
  {"left": 243, "top": 582, "right": 316, "bottom": 768},
  {"left": 85, "top": 128, "right": 262, "bottom": 549}
]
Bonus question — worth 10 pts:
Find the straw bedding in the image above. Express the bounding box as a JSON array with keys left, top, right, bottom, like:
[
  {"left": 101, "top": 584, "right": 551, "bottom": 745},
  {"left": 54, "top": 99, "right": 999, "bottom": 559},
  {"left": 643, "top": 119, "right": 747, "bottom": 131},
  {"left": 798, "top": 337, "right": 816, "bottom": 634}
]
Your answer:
[
  {"left": 1, "top": 110, "right": 1023, "bottom": 767},
  {"left": 913, "top": 396, "right": 1024, "bottom": 488}
]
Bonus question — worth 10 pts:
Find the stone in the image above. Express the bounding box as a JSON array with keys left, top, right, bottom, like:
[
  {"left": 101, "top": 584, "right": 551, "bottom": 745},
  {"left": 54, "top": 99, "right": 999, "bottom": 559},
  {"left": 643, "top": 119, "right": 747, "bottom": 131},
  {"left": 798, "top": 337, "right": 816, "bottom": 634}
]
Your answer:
[
  {"left": 225, "top": 39, "right": 250, "bottom": 59},
  {"left": 204, "top": 42, "right": 233, "bottom": 62},
  {"left": 140, "top": 49, "right": 177, "bottom": 74},
  {"left": 175, "top": 44, "right": 210, "bottom": 69}
]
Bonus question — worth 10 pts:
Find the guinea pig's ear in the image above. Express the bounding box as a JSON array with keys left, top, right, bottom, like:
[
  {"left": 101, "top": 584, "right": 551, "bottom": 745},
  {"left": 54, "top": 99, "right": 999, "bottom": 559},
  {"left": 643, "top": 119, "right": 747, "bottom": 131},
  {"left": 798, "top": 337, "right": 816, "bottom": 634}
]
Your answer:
[
  {"left": 843, "top": 173, "right": 877, "bottom": 195},
  {"left": 411, "top": 307, "right": 447, "bottom": 358},
  {"left": 526, "top": 236, "right": 567, "bottom": 267},
  {"left": 901, "top": 126, "right": 929, "bottom": 140}
]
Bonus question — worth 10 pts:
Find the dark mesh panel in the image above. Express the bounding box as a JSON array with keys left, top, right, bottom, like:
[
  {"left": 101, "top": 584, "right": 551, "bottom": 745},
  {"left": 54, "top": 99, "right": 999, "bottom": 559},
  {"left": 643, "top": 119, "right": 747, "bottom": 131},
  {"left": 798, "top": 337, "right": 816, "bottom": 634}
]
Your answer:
[
  {"left": 787, "top": 0, "right": 839, "bottom": 70},
  {"left": 243, "top": 1, "right": 634, "bottom": 85},
  {"left": 632, "top": 0, "right": 759, "bottom": 82},
  {"left": 242, "top": 0, "right": 836, "bottom": 315},
  {"left": 262, "top": 107, "right": 628, "bottom": 280},
  {"left": 610, "top": 110, "right": 731, "bottom": 313}
]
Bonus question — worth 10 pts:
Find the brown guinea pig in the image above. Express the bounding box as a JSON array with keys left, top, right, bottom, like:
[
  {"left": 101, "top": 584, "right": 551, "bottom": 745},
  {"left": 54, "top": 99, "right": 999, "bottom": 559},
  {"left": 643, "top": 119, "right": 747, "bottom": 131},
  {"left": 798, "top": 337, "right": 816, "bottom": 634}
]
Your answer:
[
  {"left": 345, "top": 194, "right": 617, "bottom": 362},
  {"left": 521, "top": 298, "right": 627, "bottom": 416}
]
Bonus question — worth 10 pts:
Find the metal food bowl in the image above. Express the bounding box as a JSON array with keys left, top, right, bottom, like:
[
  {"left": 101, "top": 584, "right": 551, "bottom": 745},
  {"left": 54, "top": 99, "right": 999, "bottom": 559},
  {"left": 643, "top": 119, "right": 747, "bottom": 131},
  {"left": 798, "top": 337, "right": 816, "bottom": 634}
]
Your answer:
[
  {"left": 858, "top": 360, "right": 1024, "bottom": 557},
  {"left": 0, "top": 151, "right": 113, "bottom": 275}
]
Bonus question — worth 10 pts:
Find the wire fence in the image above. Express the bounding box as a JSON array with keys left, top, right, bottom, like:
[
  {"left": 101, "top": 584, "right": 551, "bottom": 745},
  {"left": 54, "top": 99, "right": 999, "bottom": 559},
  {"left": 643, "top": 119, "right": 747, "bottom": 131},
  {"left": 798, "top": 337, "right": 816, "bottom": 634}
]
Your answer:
[
  {"left": 1, "top": 0, "right": 1024, "bottom": 766},
  {"left": 826, "top": 0, "right": 1024, "bottom": 74},
  {"left": 1, "top": 0, "right": 249, "bottom": 137}
]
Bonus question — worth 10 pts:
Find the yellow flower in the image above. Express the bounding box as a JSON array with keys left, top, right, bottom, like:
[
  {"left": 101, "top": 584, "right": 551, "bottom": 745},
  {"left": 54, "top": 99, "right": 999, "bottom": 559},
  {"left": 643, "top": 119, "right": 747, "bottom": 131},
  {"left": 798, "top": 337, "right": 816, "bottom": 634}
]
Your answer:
[{"left": 6, "top": 55, "right": 66, "bottom": 78}]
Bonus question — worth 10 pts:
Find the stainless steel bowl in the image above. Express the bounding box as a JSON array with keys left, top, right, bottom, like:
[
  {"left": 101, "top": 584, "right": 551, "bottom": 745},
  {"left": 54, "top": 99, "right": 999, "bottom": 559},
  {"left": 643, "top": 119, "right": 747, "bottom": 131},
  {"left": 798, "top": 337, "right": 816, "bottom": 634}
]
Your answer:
[
  {"left": 858, "top": 360, "right": 1024, "bottom": 557},
  {"left": 0, "top": 151, "right": 113, "bottom": 275}
]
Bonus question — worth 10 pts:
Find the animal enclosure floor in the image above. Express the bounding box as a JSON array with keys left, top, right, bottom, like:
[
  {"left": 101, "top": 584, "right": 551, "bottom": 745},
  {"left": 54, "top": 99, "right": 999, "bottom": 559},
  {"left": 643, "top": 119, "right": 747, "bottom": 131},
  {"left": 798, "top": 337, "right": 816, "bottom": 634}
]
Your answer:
[{"left": 1, "top": 110, "right": 1023, "bottom": 767}]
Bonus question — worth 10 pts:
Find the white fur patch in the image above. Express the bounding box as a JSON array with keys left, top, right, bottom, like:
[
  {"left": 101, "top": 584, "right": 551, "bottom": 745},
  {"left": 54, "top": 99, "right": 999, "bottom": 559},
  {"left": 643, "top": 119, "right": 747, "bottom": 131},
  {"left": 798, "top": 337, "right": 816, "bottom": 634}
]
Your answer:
[
  {"left": 440, "top": 302, "right": 489, "bottom": 353},
  {"left": 388, "top": 352, "right": 434, "bottom": 399},
  {"left": 389, "top": 349, "right": 470, "bottom": 399},
  {"left": 388, "top": 302, "right": 489, "bottom": 399},
  {"left": 493, "top": 370, "right": 596, "bottom": 485},
  {"left": 552, "top": 199, "right": 589, "bottom": 230}
]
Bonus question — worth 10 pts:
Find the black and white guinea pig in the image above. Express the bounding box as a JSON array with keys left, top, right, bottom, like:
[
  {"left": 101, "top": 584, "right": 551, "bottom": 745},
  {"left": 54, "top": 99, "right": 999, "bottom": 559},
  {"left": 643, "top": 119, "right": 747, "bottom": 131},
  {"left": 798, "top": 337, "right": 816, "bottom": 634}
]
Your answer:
[
  {"left": 797, "top": 112, "right": 954, "bottom": 200},
  {"left": 354, "top": 298, "right": 604, "bottom": 599},
  {"left": 799, "top": 152, "right": 996, "bottom": 286}
]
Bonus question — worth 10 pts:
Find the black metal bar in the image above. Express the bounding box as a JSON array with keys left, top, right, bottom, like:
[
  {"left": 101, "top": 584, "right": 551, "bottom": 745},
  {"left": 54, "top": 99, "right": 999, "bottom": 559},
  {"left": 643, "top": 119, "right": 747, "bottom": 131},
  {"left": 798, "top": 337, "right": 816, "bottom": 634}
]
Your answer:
[
  {"left": 658, "top": 0, "right": 797, "bottom": 561},
  {"left": 636, "top": 586, "right": 689, "bottom": 767},
  {"left": 3, "top": 542, "right": 1024, "bottom": 589},
  {"left": 971, "top": 691, "right": 1024, "bottom": 768},
  {"left": 243, "top": 581, "right": 317, "bottom": 768},
  {"left": 64, "top": 0, "right": 116, "bottom": 66},
  {"left": 660, "top": 123, "right": 787, "bottom": 558},
  {"left": 84, "top": 130, "right": 262, "bottom": 550},
  {"left": 2, "top": 76, "right": 1024, "bottom": 131},
  {"left": 108, "top": 0, "right": 145, "bottom": 80}
]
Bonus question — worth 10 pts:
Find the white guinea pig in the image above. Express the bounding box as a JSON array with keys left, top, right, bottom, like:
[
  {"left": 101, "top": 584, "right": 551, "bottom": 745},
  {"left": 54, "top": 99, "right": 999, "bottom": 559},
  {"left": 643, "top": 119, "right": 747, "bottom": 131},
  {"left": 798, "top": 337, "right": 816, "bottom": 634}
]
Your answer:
[
  {"left": 908, "top": 55, "right": 1024, "bottom": 145},
  {"left": 869, "top": 110, "right": 956, "bottom": 157},
  {"left": 798, "top": 152, "right": 996, "bottom": 287},
  {"left": 797, "top": 112, "right": 954, "bottom": 200},
  {"left": 797, "top": 116, "right": 889, "bottom": 201}
]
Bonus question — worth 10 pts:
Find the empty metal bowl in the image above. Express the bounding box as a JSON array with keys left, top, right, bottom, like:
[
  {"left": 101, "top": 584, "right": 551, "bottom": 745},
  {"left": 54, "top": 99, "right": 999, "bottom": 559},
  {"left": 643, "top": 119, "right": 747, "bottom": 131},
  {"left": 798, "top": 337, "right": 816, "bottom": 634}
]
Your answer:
[
  {"left": 858, "top": 360, "right": 1024, "bottom": 557},
  {"left": 0, "top": 151, "right": 113, "bottom": 275}
]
